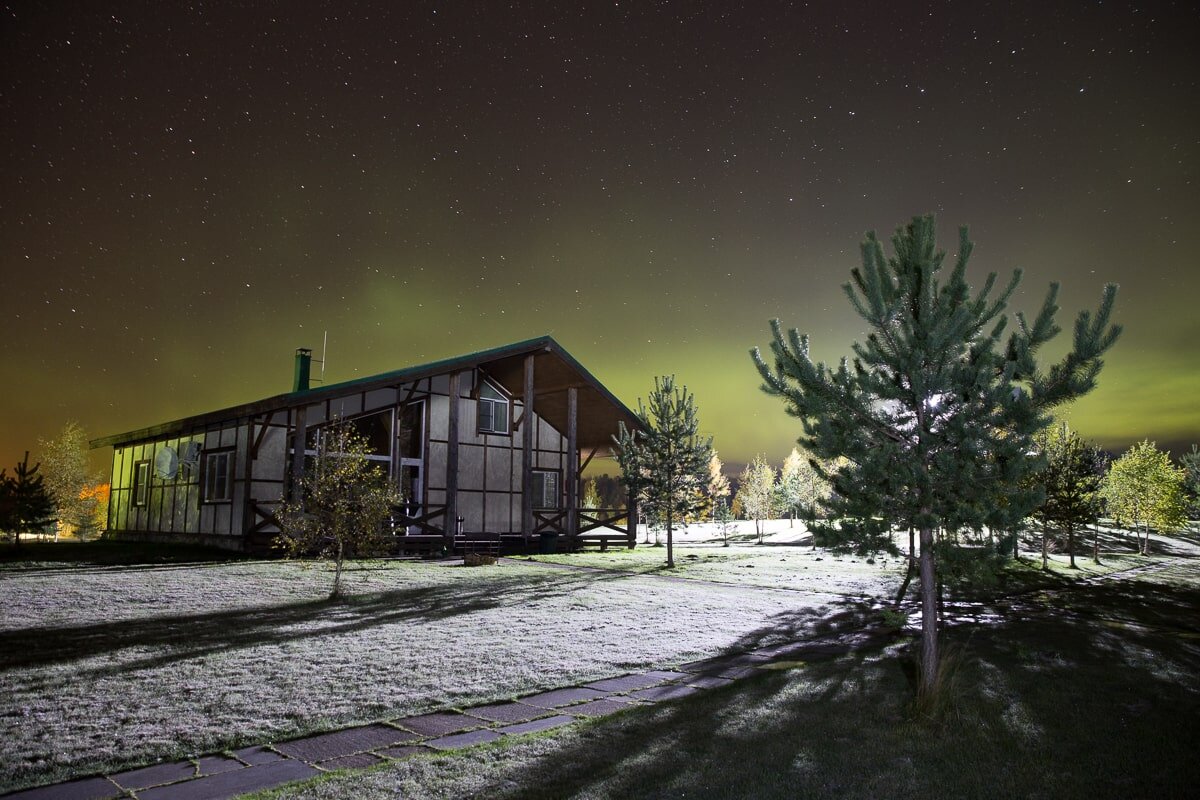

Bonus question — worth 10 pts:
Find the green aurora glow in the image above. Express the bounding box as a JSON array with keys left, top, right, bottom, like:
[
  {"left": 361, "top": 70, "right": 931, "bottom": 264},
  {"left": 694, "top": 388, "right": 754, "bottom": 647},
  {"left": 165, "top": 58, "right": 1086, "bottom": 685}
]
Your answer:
[{"left": 2, "top": 2, "right": 1196, "bottom": 474}]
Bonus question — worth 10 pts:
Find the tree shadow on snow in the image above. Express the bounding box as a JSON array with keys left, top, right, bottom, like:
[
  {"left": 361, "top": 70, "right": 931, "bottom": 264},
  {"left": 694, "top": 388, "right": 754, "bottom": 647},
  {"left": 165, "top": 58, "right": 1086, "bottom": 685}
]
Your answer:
[
  {"left": 473, "top": 573, "right": 1200, "bottom": 800},
  {"left": 0, "top": 566, "right": 634, "bottom": 675}
]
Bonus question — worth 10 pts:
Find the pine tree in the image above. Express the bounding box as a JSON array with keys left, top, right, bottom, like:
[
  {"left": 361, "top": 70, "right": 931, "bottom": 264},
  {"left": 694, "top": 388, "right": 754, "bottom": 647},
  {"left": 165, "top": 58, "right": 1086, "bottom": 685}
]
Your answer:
[
  {"left": 1031, "top": 422, "right": 1105, "bottom": 569},
  {"left": 752, "top": 215, "right": 1120, "bottom": 697},
  {"left": 714, "top": 498, "right": 735, "bottom": 546},
  {"left": 277, "top": 421, "right": 400, "bottom": 598},
  {"left": 0, "top": 453, "right": 56, "bottom": 544},
  {"left": 613, "top": 376, "right": 712, "bottom": 568},
  {"left": 1100, "top": 440, "right": 1188, "bottom": 555}
]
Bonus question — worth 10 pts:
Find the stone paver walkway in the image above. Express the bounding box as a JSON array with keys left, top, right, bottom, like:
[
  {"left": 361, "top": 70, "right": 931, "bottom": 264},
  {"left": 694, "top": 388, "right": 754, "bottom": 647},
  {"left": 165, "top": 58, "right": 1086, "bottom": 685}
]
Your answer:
[{"left": 1, "top": 625, "right": 886, "bottom": 800}]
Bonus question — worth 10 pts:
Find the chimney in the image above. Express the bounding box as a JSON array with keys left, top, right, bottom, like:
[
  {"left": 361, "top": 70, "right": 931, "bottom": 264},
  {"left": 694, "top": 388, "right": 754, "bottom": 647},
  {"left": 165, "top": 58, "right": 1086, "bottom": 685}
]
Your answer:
[{"left": 293, "top": 348, "right": 312, "bottom": 392}]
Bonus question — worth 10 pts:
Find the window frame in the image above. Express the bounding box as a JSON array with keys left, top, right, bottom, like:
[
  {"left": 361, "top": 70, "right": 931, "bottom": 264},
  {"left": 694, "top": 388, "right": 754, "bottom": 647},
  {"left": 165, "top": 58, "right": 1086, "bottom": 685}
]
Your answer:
[
  {"left": 476, "top": 379, "right": 511, "bottom": 436},
  {"left": 201, "top": 447, "right": 236, "bottom": 504},
  {"left": 303, "top": 411, "right": 393, "bottom": 465},
  {"left": 531, "top": 468, "right": 561, "bottom": 510},
  {"left": 132, "top": 460, "right": 150, "bottom": 507}
]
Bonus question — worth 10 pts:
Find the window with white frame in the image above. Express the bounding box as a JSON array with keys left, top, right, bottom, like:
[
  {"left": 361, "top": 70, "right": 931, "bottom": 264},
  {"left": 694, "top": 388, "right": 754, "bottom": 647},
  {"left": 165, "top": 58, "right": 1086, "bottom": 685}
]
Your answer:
[
  {"left": 202, "top": 449, "right": 234, "bottom": 503},
  {"left": 532, "top": 469, "right": 560, "bottom": 509},
  {"left": 477, "top": 381, "right": 510, "bottom": 435},
  {"left": 133, "top": 460, "right": 150, "bottom": 507}
]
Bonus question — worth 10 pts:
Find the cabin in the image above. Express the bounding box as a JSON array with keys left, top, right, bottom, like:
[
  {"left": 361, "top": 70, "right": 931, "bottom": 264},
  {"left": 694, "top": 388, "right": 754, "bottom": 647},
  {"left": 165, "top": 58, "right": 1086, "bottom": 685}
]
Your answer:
[{"left": 91, "top": 336, "right": 643, "bottom": 554}]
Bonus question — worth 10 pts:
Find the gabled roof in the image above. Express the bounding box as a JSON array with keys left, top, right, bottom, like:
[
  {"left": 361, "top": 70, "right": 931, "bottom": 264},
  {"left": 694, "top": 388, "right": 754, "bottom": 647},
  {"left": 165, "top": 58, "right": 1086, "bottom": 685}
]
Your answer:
[{"left": 91, "top": 336, "right": 643, "bottom": 452}]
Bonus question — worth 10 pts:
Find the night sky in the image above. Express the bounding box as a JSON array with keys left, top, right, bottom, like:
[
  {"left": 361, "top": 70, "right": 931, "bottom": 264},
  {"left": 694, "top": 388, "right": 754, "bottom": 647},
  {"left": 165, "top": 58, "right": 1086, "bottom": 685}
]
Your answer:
[{"left": 3, "top": 1, "right": 1198, "bottom": 477}]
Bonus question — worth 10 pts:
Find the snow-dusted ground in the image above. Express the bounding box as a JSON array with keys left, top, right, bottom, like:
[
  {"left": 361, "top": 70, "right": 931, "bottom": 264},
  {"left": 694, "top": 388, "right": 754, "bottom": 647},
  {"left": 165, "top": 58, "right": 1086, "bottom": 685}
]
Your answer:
[
  {"left": 1, "top": 517, "right": 1177, "bottom": 792},
  {"left": 0, "top": 550, "right": 865, "bottom": 791}
]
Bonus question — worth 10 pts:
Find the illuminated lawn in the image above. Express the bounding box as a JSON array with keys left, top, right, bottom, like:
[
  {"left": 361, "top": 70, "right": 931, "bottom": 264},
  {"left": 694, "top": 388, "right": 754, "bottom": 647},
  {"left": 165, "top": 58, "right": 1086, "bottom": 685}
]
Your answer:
[
  {"left": 530, "top": 520, "right": 1150, "bottom": 595},
  {"left": 0, "top": 528, "right": 1186, "bottom": 795},
  {"left": 1, "top": 551, "right": 861, "bottom": 793},
  {"left": 245, "top": 559, "right": 1200, "bottom": 800}
]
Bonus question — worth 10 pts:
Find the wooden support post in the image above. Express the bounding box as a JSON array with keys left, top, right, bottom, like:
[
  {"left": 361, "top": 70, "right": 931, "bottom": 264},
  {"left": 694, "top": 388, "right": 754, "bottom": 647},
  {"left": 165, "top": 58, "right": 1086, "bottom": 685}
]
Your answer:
[
  {"left": 627, "top": 494, "right": 638, "bottom": 549},
  {"left": 241, "top": 418, "right": 255, "bottom": 541},
  {"left": 250, "top": 411, "right": 274, "bottom": 458},
  {"left": 290, "top": 406, "right": 307, "bottom": 503},
  {"left": 521, "top": 354, "right": 535, "bottom": 543},
  {"left": 566, "top": 386, "right": 578, "bottom": 540},
  {"left": 446, "top": 371, "right": 460, "bottom": 551}
]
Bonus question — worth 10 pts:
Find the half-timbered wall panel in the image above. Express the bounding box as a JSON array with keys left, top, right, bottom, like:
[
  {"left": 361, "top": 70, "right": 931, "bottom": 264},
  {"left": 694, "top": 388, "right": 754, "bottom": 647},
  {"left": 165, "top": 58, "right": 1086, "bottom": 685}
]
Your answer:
[
  {"left": 428, "top": 393, "right": 449, "bottom": 441},
  {"left": 255, "top": 426, "right": 288, "bottom": 477},
  {"left": 459, "top": 447, "right": 485, "bottom": 492}
]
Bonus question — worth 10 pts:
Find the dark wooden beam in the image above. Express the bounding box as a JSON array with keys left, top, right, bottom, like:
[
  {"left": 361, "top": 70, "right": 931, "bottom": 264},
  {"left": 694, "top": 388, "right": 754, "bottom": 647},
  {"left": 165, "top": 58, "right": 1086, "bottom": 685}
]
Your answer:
[
  {"left": 242, "top": 419, "right": 255, "bottom": 538},
  {"left": 446, "top": 371, "right": 460, "bottom": 548},
  {"left": 290, "top": 406, "right": 307, "bottom": 503},
  {"left": 521, "top": 353, "right": 534, "bottom": 541},
  {"left": 566, "top": 386, "right": 578, "bottom": 539},
  {"left": 579, "top": 446, "right": 598, "bottom": 476},
  {"left": 513, "top": 380, "right": 588, "bottom": 399},
  {"left": 400, "top": 382, "right": 418, "bottom": 406},
  {"left": 250, "top": 411, "right": 275, "bottom": 459}
]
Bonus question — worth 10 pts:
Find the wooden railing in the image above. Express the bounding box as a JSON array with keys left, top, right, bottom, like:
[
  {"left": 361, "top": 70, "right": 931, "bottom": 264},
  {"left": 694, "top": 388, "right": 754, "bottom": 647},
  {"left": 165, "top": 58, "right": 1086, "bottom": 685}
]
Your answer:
[
  {"left": 578, "top": 508, "right": 629, "bottom": 535},
  {"left": 533, "top": 509, "right": 568, "bottom": 534},
  {"left": 387, "top": 503, "right": 448, "bottom": 536}
]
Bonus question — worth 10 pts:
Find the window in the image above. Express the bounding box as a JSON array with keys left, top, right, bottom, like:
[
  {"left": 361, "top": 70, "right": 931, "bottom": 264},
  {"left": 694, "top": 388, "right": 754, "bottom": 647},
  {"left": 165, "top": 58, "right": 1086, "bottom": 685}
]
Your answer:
[
  {"left": 133, "top": 460, "right": 150, "bottom": 507},
  {"left": 477, "top": 381, "right": 510, "bottom": 435},
  {"left": 302, "top": 412, "right": 392, "bottom": 465},
  {"left": 532, "top": 469, "right": 560, "bottom": 509},
  {"left": 202, "top": 449, "right": 234, "bottom": 503}
]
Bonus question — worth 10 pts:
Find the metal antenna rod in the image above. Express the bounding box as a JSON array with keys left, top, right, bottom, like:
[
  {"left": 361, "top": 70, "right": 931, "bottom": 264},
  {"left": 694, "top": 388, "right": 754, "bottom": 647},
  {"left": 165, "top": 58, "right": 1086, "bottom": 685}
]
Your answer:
[{"left": 320, "top": 330, "right": 328, "bottom": 384}]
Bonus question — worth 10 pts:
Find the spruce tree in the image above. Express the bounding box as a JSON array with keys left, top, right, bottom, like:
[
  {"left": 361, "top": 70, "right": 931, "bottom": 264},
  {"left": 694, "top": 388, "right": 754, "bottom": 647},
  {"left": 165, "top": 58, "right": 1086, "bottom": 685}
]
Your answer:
[
  {"left": 0, "top": 453, "right": 56, "bottom": 544},
  {"left": 613, "top": 376, "right": 712, "bottom": 568},
  {"left": 752, "top": 215, "right": 1120, "bottom": 697}
]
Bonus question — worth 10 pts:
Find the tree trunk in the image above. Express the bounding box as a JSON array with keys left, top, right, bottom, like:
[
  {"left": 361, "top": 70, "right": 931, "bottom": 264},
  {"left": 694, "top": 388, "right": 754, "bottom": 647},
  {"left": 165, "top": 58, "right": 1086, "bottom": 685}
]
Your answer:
[
  {"left": 908, "top": 526, "right": 916, "bottom": 568},
  {"left": 918, "top": 524, "right": 939, "bottom": 696},
  {"left": 894, "top": 555, "right": 915, "bottom": 608},
  {"left": 332, "top": 539, "right": 344, "bottom": 598},
  {"left": 1013, "top": 526, "right": 1020, "bottom": 560},
  {"left": 1068, "top": 524, "right": 1076, "bottom": 569},
  {"left": 1041, "top": 522, "right": 1049, "bottom": 570},
  {"left": 666, "top": 508, "right": 674, "bottom": 568},
  {"left": 1093, "top": 525, "right": 1100, "bottom": 565},
  {"left": 789, "top": 511, "right": 794, "bottom": 529}
]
